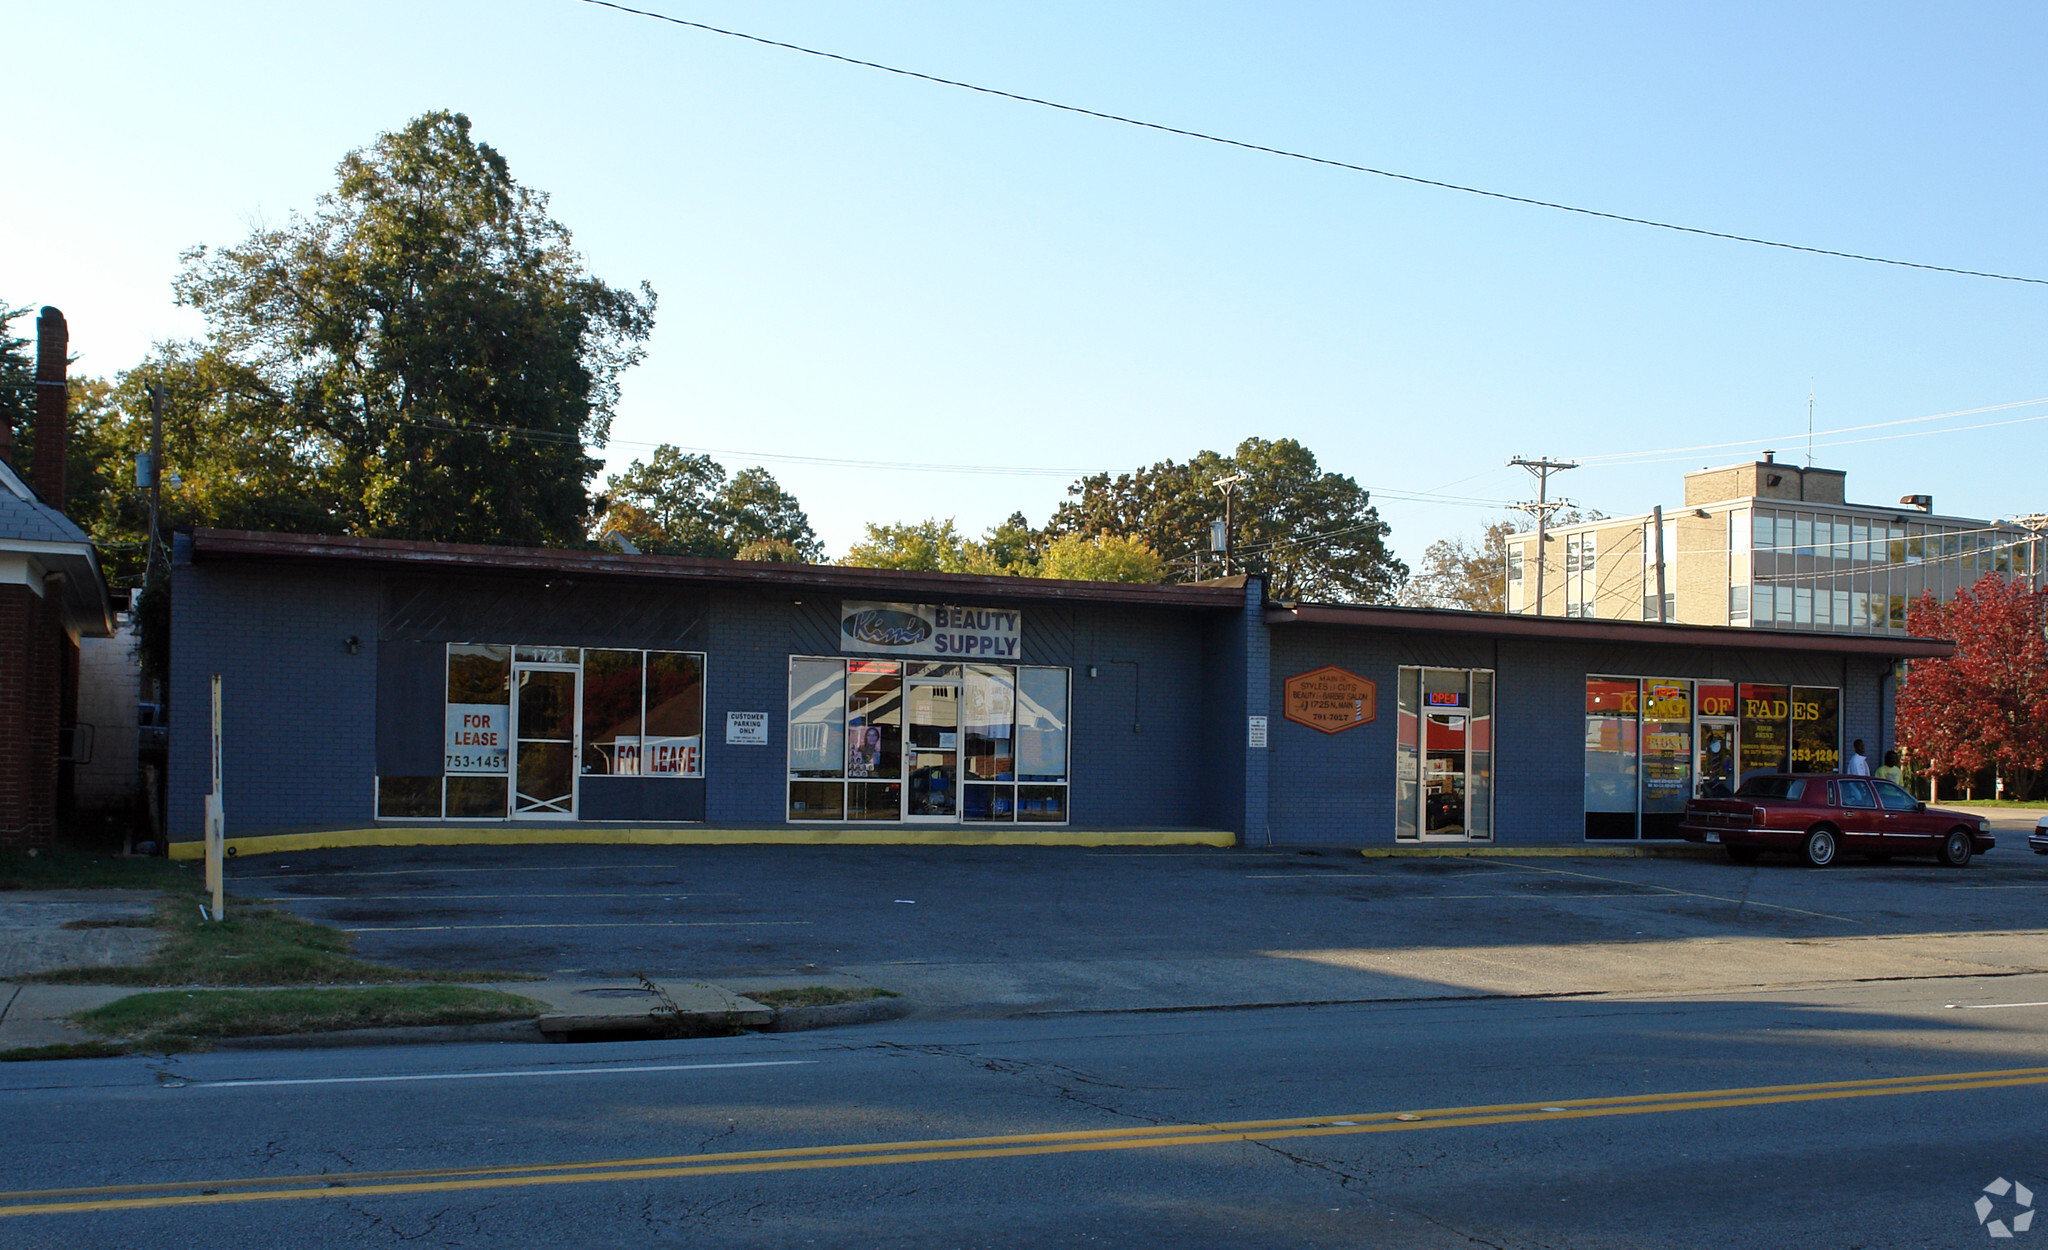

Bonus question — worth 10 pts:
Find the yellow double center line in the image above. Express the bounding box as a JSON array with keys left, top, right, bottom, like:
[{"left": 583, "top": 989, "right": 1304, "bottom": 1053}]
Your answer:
[{"left": 7, "top": 1064, "right": 2046, "bottom": 1217}]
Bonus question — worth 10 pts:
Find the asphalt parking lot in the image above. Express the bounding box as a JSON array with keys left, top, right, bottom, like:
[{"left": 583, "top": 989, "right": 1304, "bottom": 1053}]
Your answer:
[{"left": 228, "top": 818, "right": 2048, "bottom": 1015}]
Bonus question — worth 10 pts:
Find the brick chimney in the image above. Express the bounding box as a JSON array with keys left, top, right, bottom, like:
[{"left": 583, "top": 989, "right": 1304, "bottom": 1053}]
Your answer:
[{"left": 33, "top": 307, "right": 66, "bottom": 507}]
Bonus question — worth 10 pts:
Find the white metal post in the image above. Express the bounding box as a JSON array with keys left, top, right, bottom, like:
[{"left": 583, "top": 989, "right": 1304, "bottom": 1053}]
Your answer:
[{"left": 206, "top": 674, "right": 224, "bottom": 921}]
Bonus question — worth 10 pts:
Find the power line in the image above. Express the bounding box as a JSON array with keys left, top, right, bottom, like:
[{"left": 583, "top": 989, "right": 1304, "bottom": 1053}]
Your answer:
[
  {"left": 576, "top": 0, "right": 2048, "bottom": 287},
  {"left": 1582, "top": 396, "right": 2048, "bottom": 467}
]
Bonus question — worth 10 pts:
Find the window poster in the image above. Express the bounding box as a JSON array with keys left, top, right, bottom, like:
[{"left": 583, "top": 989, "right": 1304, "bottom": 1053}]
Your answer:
[
  {"left": 445, "top": 704, "right": 509, "bottom": 774},
  {"left": 643, "top": 736, "right": 702, "bottom": 777}
]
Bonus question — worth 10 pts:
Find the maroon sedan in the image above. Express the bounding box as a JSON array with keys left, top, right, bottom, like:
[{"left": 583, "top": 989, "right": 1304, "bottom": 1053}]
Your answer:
[{"left": 1679, "top": 773, "right": 1994, "bottom": 867}]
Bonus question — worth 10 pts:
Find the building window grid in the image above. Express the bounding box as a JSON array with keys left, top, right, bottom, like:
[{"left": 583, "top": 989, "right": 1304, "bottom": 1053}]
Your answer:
[{"left": 1745, "top": 507, "right": 2033, "bottom": 635}]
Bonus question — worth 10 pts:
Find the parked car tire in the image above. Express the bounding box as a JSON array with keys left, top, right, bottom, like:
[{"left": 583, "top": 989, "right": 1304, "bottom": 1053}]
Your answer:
[
  {"left": 1726, "top": 844, "right": 1761, "bottom": 863},
  {"left": 1939, "top": 829, "right": 1975, "bottom": 868},
  {"left": 1799, "top": 826, "right": 1838, "bottom": 868}
]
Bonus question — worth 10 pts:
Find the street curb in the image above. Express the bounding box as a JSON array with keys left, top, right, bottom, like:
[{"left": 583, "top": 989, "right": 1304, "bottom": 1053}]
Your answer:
[
  {"left": 1357, "top": 845, "right": 1726, "bottom": 860},
  {"left": 762, "top": 996, "right": 912, "bottom": 1032},
  {"left": 211, "top": 1019, "right": 548, "bottom": 1050}
]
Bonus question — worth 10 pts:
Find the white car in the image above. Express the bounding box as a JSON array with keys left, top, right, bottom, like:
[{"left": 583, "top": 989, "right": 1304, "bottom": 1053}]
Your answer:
[{"left": 2031, "top": 812, "right": 2048, "bottom": 856}]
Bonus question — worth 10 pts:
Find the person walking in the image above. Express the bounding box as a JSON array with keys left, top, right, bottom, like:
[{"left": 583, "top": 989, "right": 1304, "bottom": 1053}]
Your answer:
[
  {"left": 1845, "top": 739, "right": 1872, "bottom": 776},
  {"left": 1876, "top": 750, "right": 1905, "bottom": 786}
]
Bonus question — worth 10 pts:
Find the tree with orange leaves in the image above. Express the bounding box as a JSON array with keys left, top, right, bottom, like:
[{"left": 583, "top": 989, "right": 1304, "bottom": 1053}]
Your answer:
[{"left": 1897, "top": 574, "right": 2048, "bottom": 799}]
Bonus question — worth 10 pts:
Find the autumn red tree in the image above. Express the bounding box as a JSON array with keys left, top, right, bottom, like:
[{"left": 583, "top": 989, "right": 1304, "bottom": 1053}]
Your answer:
[{"left": 1896, "top": 574, "right": 2048, "bottom": 799}]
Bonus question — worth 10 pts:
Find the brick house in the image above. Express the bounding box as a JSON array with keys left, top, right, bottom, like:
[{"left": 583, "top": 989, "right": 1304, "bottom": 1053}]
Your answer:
[{"left": 0, "top": 308, "right": 117, "bottom": 850}]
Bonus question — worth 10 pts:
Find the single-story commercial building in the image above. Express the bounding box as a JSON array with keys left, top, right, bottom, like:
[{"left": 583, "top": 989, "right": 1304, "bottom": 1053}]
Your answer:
[{"left": 167, "top": 528, "right": 1952, "bottom": 857}]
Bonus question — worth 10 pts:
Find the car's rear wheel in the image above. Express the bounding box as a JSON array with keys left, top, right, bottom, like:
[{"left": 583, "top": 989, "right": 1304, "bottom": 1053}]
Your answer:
[
  {"left": 1725, "top": 844, "right": 1761, "bottom": 863},
  {"left": 1939, "top": 829, "right": 1975, "bottom": 868},
  {"left": 1800, "top": 826, "right": 1838, "bottom": 868}
]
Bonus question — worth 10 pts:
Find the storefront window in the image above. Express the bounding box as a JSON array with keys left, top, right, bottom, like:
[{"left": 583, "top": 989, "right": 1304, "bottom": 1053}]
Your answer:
[
  {"left": 1396, "top": 669, "right": 1420, "bottom": 840},
  {"left": 1739, "top": 684, "right": 1790, "bottom": 782},
  {"left": 1640, "top": 679, "right": 1692, "bottom": 838},
  {"left": 441, "top": 644, "right": 510, "bottom": 819},
  {"left": 1791, "top": 687, "right": 1840, "bottom": 773},
  {"left": 643, "top": 652, "right": 706, "bottom": 776},
  {"left": 1584, "top": 677, "right": 1638, "bottom": 839},
  {"left": 379, "top": 643, "right": 703, "bottom": 824},
  {"left": 376, "top": 776, "right": 441, "bottom": 819},
  {"left": 1468, "top": 671, "right": 1493, "bottom": 840},
  {"left": 790, "top": 657, "right": 1068, "bottom": 824},
  {"left": 582, "top": 650, "right": 643, "bottom": 774}
]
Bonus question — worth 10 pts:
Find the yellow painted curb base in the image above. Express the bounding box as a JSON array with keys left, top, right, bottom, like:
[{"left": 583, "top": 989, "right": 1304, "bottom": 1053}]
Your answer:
[
  {"left": 169, "top": 825, "right": 1238, "bottom": 859},
  {"left": 1358, "top": 844, "right": 1720, "bottom": 858}
]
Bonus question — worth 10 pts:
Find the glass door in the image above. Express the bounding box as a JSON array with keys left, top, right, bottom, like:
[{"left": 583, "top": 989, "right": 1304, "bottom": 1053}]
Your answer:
[
  {"left": 905, "top": 666, "right": 961, "bottom": 820},
  {"left": 1422, "top": 712, "right": 1469, "bottom": 838},
  {"left": 512, "top": 664, "right": 580, "bottom": 819},
  {"left": 845, "top": 661, "right": 904, "bottom": 820},
  {"left": 1696, "top": 719, "right": 1737, "bottom": 798}
]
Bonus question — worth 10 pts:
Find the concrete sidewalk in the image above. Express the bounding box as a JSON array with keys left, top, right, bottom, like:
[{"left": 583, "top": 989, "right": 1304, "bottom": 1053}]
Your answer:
[{"left": 0, "top": 976, "right": 788, "bottom": 1053}]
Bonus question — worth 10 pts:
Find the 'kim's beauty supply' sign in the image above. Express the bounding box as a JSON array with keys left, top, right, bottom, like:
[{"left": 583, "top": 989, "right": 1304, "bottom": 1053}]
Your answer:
[{"left": 841, "top": 601, "right": 1022, "bottom": 658}]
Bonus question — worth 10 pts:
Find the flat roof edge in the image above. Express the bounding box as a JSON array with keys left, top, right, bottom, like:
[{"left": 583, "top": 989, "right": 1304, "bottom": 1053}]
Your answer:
[
  {"left": 185, "top": 528, "right": 1244, "bottom": 609},
  {"left": 1265, "top": 604, "right": 1955, "bottom": 658}
]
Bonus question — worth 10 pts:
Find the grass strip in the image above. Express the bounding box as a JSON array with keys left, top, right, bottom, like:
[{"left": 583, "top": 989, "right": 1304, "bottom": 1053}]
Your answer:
[
  {"left": 26, "top": 898, "right": 532, "bottom": 988},
  {"left": 747, "top": 985, "right": 897, "bottom": 1009},
  {"left": 0, "top": 851, "right": 200, "bottom": 894},
  {"left": 73, "top": 986, "right": 547, "bottom": 1053}
]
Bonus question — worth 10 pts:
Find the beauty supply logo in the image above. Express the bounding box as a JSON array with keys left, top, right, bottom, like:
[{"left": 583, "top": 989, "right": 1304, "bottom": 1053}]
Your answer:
[{"left": 842, "top": 601, "right": 1021, "bottom": 658}]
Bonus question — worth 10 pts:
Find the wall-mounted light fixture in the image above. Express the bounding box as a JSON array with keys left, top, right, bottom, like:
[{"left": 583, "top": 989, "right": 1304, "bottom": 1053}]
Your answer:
[
  {"left": 1087, "top": 666, "right": 1099, "bottom": 679},
  {"left": 345, "top": 635, "right": 360, "bottom": 655}
]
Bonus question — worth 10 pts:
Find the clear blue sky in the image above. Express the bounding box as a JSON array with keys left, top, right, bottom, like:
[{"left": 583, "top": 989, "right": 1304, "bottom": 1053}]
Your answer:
[{"left": 8, "top": 1, "right": 2046, "bottom": 568}]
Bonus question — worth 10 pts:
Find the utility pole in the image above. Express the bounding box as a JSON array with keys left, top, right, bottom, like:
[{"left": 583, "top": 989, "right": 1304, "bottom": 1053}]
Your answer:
[
  {"left": 2014, "top": 514, "right": 2048, "bottom": 596},
  {"left": 1213, "top": 472, "right": 1249, "bottom": 576},
  {"left": 1508, "top": 457, "right": 1578, "bottom": 617},
  {"left": 1652, "top": 504, "right": 1668, "bottom": 623}
]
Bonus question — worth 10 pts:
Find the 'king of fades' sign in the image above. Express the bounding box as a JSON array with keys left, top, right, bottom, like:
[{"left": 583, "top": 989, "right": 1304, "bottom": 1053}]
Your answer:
[{"left": 841, "top": 601, "right": 1022, "bottom": 659}]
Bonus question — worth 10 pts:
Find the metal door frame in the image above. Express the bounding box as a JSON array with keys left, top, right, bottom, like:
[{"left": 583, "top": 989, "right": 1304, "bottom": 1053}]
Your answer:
[
  {"left": 902, "top": 673, "right": 962, "bottom": 823},
  {"left": 511, "top": 661, "right": 582, "bottom": 821},
  {"left": 1419, "top": 709, "right": 1478, "bottom": 841}
]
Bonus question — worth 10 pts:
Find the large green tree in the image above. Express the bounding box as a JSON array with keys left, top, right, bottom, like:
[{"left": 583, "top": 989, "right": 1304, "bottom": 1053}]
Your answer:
[
  {"left": 0, "top": 303, "right": 31, "bottom": 467},
  {"left": 148, "top": 110, "right": 655, "bottom": 546},
  {"left": 1400, "top": 519, "right": 1519, "bottom": 612},
  {"left": 1046, "top": 437, "right": 1404, "bottom": 602},
  {"left": 597, "top": 444, "right": 822, "bottom": 561},
  {"left": 842, "top": 518, "right": 1002, "bottom": 574}
]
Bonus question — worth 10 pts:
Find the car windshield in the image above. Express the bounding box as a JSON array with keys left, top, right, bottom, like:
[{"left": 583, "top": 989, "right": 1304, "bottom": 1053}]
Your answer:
[{"left": 1736, "top": 776, "right": 1806, "bottom": 800}]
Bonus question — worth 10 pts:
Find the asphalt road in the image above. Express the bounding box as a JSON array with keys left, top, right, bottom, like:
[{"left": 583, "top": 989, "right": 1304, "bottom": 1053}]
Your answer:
[
  {"left": 4, "top": 970, "right": 2046, "bottom": 1247},
  {"left": 224, "top": 840, "right": 2048, "bottom": 1012}
]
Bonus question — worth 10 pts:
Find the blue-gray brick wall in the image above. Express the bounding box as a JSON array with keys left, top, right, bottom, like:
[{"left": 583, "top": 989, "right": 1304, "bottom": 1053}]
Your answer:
[
  {"left": 169, "top": 561, "right": 381, "bottom": 842},
  {"left": 1262, "top": 628, "right": 1904, "bottom": 847},
  {"left": 167, "top": 550, "right": 1908, "bottom": 846}
]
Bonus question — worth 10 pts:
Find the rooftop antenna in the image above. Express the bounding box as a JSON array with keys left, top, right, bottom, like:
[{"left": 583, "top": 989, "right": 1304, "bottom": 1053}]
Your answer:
[{"left": 1806, "top": 381, "right": 1814, "bottom": 467}]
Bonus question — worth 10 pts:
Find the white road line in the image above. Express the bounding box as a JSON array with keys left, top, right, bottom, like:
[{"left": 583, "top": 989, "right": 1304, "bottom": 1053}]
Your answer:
[
  {"left": 192, "top": 1060, "right": 815, "bottom": 1089},
  {"left": 1955, "top": 1001, "right": 2048, "bottom": 1011},
  {"left": 343, "top": 921, "right": 811, "bottom": 932}
]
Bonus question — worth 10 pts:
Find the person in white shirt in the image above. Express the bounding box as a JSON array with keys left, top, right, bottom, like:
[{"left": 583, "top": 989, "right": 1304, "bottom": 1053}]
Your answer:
[{"left": 1845, "top": 740, "right": 1871, "bottom": 776}]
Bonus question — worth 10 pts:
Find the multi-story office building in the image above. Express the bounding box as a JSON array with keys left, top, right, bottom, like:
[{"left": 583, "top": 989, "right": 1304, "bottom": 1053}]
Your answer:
[{"left": 1505, "top": 454, "right": 2043, "bottom": 631}]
